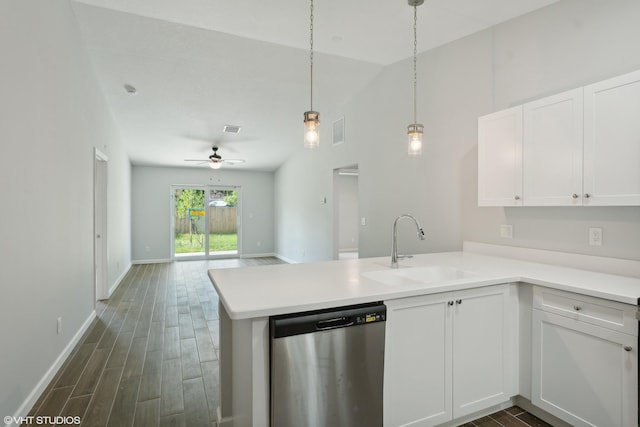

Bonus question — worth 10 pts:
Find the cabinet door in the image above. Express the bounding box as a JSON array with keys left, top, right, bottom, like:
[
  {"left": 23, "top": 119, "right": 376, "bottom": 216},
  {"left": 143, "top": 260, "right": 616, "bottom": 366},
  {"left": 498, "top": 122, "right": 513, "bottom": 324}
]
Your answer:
[
  {"left": 584, "top": 69, "right": 640, "bottom": 206},
  {"left": 452, "top": 285, "right": 516, "bottom": 418},
  {"left": 532, "top": 309, "right": 638, "bottom": 427},
  {"left": 523, "top": 89, "right": 584, "bottom": 206},
  {"left": 478, "top": 106, "right": 523, "bottom": 206},
  {"left": 384, "top": 294, "right": 452, "bottom": 427}
]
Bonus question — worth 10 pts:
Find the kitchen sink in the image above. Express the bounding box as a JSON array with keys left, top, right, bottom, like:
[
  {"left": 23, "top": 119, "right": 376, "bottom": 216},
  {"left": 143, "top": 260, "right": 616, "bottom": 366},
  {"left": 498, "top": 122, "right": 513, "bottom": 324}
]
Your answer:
[{"left": 362, "top": 265, "right": 478, "bottom": 286}]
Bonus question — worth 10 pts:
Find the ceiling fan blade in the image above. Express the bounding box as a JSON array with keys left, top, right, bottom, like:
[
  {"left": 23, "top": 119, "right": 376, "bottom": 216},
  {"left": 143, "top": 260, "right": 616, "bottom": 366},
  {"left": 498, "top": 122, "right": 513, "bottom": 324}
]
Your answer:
[
  {"left": 222, "top": 159, "right": 246, "bottom": 165},
  {"left": 184, "top": 159, "right": 209, "bottom": 162}
]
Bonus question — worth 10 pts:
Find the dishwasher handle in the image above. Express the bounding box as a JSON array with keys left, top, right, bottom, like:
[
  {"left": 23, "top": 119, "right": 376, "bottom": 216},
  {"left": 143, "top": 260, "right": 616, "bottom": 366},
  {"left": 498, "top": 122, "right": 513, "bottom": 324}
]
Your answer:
[{"left": 316, "top": 317, "right": 354, "bottom": 330}]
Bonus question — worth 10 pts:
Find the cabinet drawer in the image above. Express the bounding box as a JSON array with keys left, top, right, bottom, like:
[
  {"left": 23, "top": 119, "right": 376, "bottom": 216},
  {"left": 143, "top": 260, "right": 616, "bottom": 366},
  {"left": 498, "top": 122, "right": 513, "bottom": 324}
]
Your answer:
[{"left": 533, "top": 286, "right": 637, "bottom": 335}]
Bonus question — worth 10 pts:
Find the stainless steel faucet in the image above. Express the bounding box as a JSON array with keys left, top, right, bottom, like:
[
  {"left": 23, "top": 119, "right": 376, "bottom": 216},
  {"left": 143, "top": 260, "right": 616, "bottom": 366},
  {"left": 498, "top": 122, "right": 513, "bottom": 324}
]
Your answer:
[{"left": 391, "top": 214, "right": 426, "bottom": 268}]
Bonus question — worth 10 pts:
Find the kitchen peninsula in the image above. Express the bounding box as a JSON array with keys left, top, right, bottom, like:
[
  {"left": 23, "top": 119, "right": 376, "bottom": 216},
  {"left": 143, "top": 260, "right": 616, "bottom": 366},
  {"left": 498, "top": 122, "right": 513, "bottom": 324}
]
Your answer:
[{"left": 209, "top": 243, "right": 640, "bottom": 427}]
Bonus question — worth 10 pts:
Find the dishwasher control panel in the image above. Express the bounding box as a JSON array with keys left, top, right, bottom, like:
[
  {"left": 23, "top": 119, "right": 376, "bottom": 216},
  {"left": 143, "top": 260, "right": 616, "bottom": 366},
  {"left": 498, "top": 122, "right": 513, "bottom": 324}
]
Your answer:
[
  {"left": 356, "top": 311, "right": 386, "bottom": 324},
  {"left": 271, "top": 302, "right": 386, "bottom": 338}
]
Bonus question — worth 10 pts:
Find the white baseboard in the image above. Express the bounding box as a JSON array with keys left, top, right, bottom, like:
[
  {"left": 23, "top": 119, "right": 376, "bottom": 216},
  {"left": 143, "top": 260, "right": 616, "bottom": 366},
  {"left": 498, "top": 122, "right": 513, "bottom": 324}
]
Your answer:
[
  {"left": 108, "top": 262, "right": 131, "bottom": 298},
  {"left": 131, "top": 258, "right": 171, "bottom": 265},
  {"left": 463, "top": 241, "right": 640, "bottom": 278},
  {"left": 275, "top": 254, "right": 300, "bottom": 264},
  {"left": 9, "top": 310, "right": 96, "bottom": 427},
  {"left": 339, "top": 247, "right": 358, "bottom": 253},
  {"left": 217, "top": 406, "right": 233, "bottom": 427},
  {"left": 134, "top": 255, "right": 281, "bottom": 264},
  {"left": 240, "top": 252, "right": 276, "bottom": 259}
]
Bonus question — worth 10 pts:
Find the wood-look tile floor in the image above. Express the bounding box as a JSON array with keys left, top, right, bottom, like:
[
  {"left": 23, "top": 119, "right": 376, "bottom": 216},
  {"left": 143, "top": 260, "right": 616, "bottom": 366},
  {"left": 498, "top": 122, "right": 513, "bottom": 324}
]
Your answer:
[
  {"left": 27, "top": 256, "right": 553, "bottom": 427},
  {"left": 462, "top": 406, "right": 554, "bottom": 427},
  {"left": 25, "top": 257, "right": 285, "bottom": 427}
]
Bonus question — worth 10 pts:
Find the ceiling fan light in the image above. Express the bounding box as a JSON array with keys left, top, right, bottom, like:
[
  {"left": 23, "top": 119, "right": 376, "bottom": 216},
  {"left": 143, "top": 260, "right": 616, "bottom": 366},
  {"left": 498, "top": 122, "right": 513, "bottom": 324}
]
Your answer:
[
  {"left": 407, "top": 123, "right": 424, "bottom": 156},
  {"left": 304, "top": 111, "right": 320, "bottom": 149},
  {"left": 210, "top": 160, "right": 222, "bottom": 169}
]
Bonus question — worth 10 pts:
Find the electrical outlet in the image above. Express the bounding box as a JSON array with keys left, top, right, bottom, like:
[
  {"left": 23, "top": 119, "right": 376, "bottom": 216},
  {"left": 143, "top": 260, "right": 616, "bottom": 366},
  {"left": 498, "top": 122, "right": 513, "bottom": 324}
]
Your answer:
[
  {"left": 360, "top": 217, "right": 367, "bottom": 226},
  {"left": 57, "top": 317, "right": 62, "bottom": 335},
  {"left": 500, "top": 224, "right": 513, "bottom": 239},
  {"left": 589, "top": 227, "right": 603, "bottom": 246}
]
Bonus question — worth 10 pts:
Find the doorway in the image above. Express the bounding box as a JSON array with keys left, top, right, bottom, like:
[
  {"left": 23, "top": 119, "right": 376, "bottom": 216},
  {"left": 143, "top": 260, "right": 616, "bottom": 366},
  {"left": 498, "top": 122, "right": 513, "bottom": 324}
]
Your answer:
[
  {"left": 94, "top": 149, "right": 108, "bottom": 301},
  {"left": 207, "top": 186, "right": 240, "bottom": 257},
  {"left": 172, "top": 185, "right": 240, "bottom": 260},
  {"left": 333, "top": 165, "right": 359, "bottom": 260}
]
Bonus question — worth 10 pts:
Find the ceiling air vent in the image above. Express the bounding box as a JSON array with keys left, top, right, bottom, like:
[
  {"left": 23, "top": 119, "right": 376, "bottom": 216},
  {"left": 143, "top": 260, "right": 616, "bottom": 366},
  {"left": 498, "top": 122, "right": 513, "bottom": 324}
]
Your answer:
[{"left": 223, "top": 125, "right": 241, "bottom": 134}]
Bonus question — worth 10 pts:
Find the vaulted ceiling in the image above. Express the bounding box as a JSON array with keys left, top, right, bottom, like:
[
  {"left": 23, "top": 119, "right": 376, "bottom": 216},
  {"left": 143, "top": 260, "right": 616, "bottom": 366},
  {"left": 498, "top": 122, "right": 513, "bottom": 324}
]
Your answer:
[{"left": 71, "top": 0, "right": 560, "bottom": 171}]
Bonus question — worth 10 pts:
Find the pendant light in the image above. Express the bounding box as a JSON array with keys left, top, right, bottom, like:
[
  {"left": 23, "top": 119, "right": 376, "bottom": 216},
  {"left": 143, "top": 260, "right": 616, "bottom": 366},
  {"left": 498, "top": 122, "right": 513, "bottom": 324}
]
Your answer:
[
  {"left": 407, "top": 0, "right": 424, "bottom": 156},
  {"left": 303, "top": 0, "right": 320, "bottom": 148}
]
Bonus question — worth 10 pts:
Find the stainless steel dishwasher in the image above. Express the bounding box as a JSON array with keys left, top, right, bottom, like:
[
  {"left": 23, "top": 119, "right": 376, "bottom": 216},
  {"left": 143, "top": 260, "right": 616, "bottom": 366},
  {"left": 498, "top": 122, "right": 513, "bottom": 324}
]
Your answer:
[{"left": 270, "top": 302, "right": 386, "bottom": 427}]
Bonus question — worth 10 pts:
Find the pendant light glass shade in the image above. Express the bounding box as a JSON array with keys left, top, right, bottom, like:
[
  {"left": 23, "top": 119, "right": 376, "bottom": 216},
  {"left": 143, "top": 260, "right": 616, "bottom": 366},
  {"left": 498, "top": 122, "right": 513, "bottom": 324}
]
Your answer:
[
  {"left": 303, "top": 0, "right": 320, "bottom": 148},
  {"left": 407, "top": 123, "right": 423, "bottom": 156},
  {"left": 304, "top": 111, "right": 320, "bottom": 148}
]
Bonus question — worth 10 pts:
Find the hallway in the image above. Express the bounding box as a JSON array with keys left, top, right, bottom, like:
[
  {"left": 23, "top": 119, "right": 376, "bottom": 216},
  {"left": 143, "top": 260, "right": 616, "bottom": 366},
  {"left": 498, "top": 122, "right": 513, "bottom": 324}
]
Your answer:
[{"left": 26, "top": 258, "right": 284, "bottom": 427}]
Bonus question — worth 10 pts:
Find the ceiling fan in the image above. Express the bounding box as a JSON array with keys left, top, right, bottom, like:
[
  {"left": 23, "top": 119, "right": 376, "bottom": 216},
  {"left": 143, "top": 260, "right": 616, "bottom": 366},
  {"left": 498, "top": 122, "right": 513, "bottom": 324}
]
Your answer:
[{"left": 184, "top": 146, "right": 246, "bottom": 169}]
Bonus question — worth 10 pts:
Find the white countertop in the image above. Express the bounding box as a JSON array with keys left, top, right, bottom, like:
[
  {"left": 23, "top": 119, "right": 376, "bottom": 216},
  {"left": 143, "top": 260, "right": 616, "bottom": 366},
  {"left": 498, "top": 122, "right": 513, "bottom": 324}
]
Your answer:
[{"left": 208, "top": 251, "right": 640, "bottom": 320}]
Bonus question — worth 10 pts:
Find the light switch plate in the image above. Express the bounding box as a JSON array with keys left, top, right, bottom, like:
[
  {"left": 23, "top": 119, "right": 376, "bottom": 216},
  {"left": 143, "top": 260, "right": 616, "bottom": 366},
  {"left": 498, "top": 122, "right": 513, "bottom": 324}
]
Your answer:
[{"left": 500, "top": 224, "right": 513, "bottom": 239}]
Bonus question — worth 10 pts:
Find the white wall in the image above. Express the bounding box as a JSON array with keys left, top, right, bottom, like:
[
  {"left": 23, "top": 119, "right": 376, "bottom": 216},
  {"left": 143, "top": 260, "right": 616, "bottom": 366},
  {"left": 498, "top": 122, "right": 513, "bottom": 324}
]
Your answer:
[
  {"left": 275, "top": 0, "right": 640, "bottom": 263},
  {"left": 0, "top": 0, "right": 131, "bottom": 420},
  {"left": 132, "top": 166, "right": 275, "bottom": 262}
]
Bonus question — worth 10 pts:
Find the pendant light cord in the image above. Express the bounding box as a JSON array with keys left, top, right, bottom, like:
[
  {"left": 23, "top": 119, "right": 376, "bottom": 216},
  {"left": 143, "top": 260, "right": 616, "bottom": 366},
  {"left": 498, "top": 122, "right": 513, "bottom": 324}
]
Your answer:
[
  {"left": 413, "top": 4, "right": 417, "bottom": 124},
  {"left": 310, "top": 0, "right": 314, "bottom": 111}
]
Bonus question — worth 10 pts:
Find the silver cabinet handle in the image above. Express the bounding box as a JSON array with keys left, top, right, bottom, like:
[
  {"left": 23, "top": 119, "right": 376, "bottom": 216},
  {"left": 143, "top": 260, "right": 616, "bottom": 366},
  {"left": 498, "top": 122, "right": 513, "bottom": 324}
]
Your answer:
[
  {"left": 584, "top": 193, "right": 591, "bottom": 198},
  {"left": 456, "top": 299, "right": 462, "bottom": 305},
  {"left": 624, "top": 346, "right": 632, "bottom": 352},
  {"left": 572, "top": 194, "right": 579, "bottom": 199},
  {"left": 514, "top": 195, "right": 521, "bottom": 201},
  {"left": 447, "top": 301, "right": 454, "bottom": 306},
  {"left": 573, "top": 305, "right": 582, "bottom": 311}
]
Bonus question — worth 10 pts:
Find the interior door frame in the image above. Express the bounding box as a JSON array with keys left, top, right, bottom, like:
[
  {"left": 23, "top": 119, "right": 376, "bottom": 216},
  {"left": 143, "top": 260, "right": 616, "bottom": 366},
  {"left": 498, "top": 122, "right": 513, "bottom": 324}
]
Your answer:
[
  {"left": 94, "top": 148, "right": 109, "bottom": 301},
  {"left": 332, "top": 165, "right": 359, "bottom": 260}
]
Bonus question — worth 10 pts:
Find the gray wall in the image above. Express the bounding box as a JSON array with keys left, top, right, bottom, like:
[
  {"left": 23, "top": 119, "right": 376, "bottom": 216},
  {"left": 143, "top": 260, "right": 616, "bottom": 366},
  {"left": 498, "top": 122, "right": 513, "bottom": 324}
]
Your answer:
[
  {"left": 132, "top": 166, "right": 275, "bottom": 262},
  {"left": 275, "top": 0, "right": 640, "bottom": 263},
  {"left": 0, "top": 0, "right": 131, "bottom": 418},
  {"left": 461, "top": 0, "right": 640, "bottom": 260}
]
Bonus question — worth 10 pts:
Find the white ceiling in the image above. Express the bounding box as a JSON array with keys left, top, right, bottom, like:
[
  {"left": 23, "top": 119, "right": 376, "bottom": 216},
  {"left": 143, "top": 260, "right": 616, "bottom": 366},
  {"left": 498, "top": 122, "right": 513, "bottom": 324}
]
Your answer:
[{"left": 71, "top": 0, "right": 560, "bottom": 171}]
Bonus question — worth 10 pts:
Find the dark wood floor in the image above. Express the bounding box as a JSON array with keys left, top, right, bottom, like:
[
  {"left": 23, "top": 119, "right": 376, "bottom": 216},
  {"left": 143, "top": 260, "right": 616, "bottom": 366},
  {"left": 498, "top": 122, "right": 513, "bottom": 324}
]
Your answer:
[
  {"left": 462, "top": 406, "right": 553, "bottom": 427},
  {"left": 25, "top": 257, "right": 285, "bottom": 427},
  {"left": 27, "top": 256, "right": 553, "bottom": 427}
]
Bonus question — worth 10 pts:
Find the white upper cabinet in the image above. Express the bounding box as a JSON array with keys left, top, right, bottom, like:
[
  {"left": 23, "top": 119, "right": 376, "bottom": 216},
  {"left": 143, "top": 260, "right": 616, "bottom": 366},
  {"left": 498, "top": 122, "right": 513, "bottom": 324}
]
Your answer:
[
  {"left": 478, "top": 69, "right": 640, "bottom": 207},
  {"left": 523, "top": 88, "right": 584, "bottom": 206},
  {"left": 478, "top": 106, "right": 523, "bottom": 207},
  {"left": 583, "top": 69, "right": 640, "bottom": 206}
]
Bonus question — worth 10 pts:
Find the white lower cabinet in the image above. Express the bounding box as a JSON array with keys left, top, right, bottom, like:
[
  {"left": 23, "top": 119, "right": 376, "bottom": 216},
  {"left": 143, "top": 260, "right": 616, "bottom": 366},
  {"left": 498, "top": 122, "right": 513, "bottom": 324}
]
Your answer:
[
  {"left": 384, "top": 284, "right": 517, "bottom": 427},
  {"left": 532, "top": 287, "right": 638, "bottom": 427}
]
